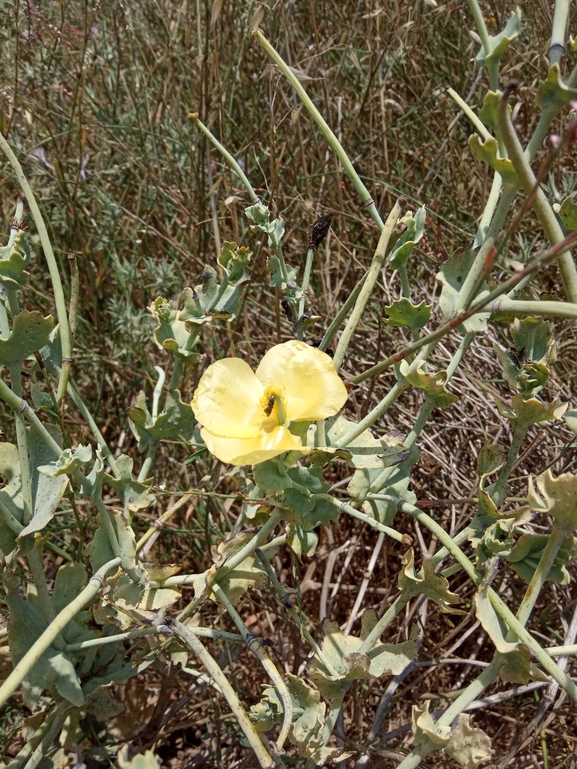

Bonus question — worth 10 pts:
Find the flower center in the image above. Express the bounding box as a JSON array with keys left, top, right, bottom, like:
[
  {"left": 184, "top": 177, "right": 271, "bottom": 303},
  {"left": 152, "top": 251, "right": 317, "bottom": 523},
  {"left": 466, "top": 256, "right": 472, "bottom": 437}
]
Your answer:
[{"left": 260, "top": 386, "right": 287, "bottom": 426}]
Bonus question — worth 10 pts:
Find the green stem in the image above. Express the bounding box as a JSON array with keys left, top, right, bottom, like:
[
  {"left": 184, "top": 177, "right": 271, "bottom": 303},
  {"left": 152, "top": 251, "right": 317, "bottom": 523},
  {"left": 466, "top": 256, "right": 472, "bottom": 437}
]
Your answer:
[
  {"left": 297, "top": 247, "right": 316, "bottom": 339},
  {"left": 466, "top": 0, "right": 499, "bottom": 90},
  {"left": 0, "top": 557, "right": 121, "bottom": 709},
  {"left": 0, "top": 133, "right": 72, "bottom": 405},
  {"left": 319, "top": 272, "right": 367, "bottom": 352},
  {"left": 167, "top": 617, "right": 275, "bottom": 768},
  {"left": 333, "top": 202, "right": 401, "bottom": 370},
  {"left": 438, "top": 656, "right": 502, "bottom": 728},
  {"left": 169, "top": 329, "right": 200, "bottom": 391},
  {"left": 493, "top": 297, "right": 577, "bottom": 320},
  {"left": 474, "top": 170, "right": 503, "bottom": 248},
  {"left": 499, "top": 88, "right": 577, "bottom": 303},
  {"left": 255, "top": 547, "right": 340, "bottom": 676},
  {"left": 431, "top": 526, "right": 473, "bottom": 567},
  {"left": 324, "top": 496, "right": 406, "bottom": 543},
  {"left": 550, "top": 0, "right": 570, "bottom": 65},
  {"left": 453, "top": 188, "right": 516, "bottom": 314},
  {"left": 177, "top": 510, "right": 282, "bottom": 622},
  {"left": 511, "top": 523, "right": 568, "bottom": 631},
  {"left": 353, "top": 231, "right": 577, "bottom": 384},
  {"left": 64, "top": 624, "right": 241, "bottom": 653},
  {"left": 492, "top": 426, "right": 527, "bottom": 506},
  {"left": 447, "top": 87, "right": 492, "bottom": 140},
  {"left": 189, "top": 113, "right": 259, "bottom": 202},
  {"left": 213, "top": 583, "right": 293, "bottom": 752},
  {"left": 253, "top": 29, "right": 384, "bottom": 230},
  {"left": 358, "top": 589, "right": 415, "bottom": 654}
]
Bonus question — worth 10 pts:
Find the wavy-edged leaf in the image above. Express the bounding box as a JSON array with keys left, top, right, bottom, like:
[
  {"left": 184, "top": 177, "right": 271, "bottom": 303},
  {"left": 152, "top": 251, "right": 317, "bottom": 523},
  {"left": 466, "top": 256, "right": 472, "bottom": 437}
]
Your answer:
[
  {"left": 388, "top": 206, "right": 426, "bottom": 269},
  {"left": 0, "top": 229, "right": 30, "bottom": 289},
  {"left": 0, "top": 310, "right": 54, "bottom": 365},
  {"left": 384, "top": 298, "right": 431, "bottom": 329},
  {"left": 399, "top": 549, "right": 464, "bottom": 614},
  {"left": 475, "top": 8, "right": 521, "bottom": 67},
  {"left": 468, "top": 134, "right": 519, "bottom": 187},
  {"left": 536, "top": 63, "right": 577, "bottom": 108}
]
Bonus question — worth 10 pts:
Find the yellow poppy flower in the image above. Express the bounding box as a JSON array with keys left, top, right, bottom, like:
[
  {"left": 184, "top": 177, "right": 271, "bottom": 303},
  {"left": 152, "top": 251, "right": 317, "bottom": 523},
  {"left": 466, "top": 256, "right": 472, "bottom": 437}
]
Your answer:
[{"left": 191, "top": 340, "right": 348, "bottom": 466}]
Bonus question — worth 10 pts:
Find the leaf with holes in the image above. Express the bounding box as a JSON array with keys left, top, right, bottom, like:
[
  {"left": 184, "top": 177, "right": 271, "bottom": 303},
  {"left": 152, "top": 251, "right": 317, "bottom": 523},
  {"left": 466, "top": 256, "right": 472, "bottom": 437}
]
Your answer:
[
  {"left": 445, "top": 714, "right": 493, "bottom": 768},
  {"left": 436, "top": 251, "right": 490, "bottom": 332}
]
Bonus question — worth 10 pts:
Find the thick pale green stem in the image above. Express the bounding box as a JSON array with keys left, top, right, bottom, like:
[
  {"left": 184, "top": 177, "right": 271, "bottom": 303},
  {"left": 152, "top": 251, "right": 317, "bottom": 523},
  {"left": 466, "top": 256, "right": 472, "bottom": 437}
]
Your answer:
[
  {"left": 550, "top": 0, "right": 570, "bottom": 65},
  {"left": 474, "top": 171, "right": 503, "bottom": 248},
  {"left": 492, "top": 426, "right": 527, "bottom": 506},
  {"left": 297, "top": 247, "right": 316, "bottom": 340},
  {"left": 177, "top": 510, "right": 282, "bottom": 622},
  {"left": 0, "top": 134, "right": 72, "bottom": 404},
  {"left": 358, "top": 589, "right": 415, "bottom": 654},
  {"left": 167, "top": 618, "right": 275, "bottom": 768},
  {"left": 511, "top": 524, "right": 568, "bottom": 631},
  {"left": 353, "top": 232, "right": 577, "bottom": 384},
  {"left": 213, "top": 583, "right": 293, "bottom": 752},
  {"left": 447, "top": 88, "right": 491, "bottom": 140},
  {"left": 0, "top": 558, "right": 121, "bottom": 709},
  {"left": 493, "top": 297, "right": 577, "bottom": 320},
  {"left": 325, "top": 496, "right": 406, "bottom": 543},
  {"left": 466, "top": 0, "right": 499, "bottom": 89},
  {"left": 401, "top": 504, "right": 577, "bottom": 700},
  {"left": 499, "top": 89, "right": 577, "bottom": 303},
  {"left": 189, "top": 113, "right": 258, "bottom": 201},
  {"left": 333, "top": 203, "right": 401, "bottom": 370},
  {"left": 319, "top": 272, "right": 367, "bottom": 352},
  {"left": 253, "top": 29, "right": 384, "bottom": 230},
  {"left": 453, "top": 188, "right": 516, "bottom": 314}
]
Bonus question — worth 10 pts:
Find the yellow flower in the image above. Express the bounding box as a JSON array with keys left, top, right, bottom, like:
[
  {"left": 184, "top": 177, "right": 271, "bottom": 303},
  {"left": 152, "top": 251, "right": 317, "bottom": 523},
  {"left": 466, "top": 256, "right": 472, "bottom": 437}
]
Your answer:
[{"left": 191, "top": 340, "right": 348, "bottom": 466}]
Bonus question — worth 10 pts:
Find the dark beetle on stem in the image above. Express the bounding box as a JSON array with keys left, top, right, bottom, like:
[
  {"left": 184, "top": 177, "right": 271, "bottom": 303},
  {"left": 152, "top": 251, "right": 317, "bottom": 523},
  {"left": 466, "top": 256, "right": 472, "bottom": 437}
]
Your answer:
[{"left": 308, "top": 213, "right": 333, "bottom": 250}]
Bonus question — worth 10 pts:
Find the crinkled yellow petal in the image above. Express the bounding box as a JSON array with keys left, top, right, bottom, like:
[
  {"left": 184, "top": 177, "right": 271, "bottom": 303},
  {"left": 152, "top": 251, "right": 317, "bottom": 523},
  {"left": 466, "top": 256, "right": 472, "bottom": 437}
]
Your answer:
[
  {"left": 200, "top": 425, "right": 304, "bottom": 466},
  {"left": 255, "top": 340, "right": 348, "bottom": 421},
  {"left": 191, "top": 358, "right": 265, "bottom": 439}
]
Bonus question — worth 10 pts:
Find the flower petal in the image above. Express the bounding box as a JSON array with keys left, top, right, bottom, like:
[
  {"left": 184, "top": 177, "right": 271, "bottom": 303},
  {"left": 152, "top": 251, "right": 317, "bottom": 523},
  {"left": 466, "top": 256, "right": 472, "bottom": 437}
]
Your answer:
[
  {"left": 200, "top": 425, "right": 304, "bottom": 466},
  {"left": 256, "top": 340, "right": 348, "bottom": 421},
  {"left": 191, "top": 358, "right": 265, "bottom": 438}
]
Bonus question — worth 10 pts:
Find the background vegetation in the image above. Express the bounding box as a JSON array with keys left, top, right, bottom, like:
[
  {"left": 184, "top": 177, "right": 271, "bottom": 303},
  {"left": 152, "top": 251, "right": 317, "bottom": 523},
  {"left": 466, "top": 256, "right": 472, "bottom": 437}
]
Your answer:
[{"left": 1, "top": 1, "right": 577, "bottom": 767}]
